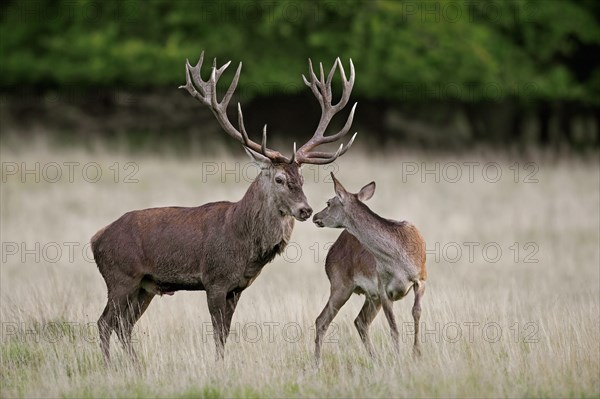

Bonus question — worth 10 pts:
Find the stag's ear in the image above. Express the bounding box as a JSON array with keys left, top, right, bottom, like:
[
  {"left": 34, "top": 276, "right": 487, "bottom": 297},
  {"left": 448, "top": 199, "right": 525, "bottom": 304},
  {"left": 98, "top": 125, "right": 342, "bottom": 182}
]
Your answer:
[
  {"left": 331, "top": 172, "right": 348, "bottom": 202},
  {"left": 357, "top": 181, "right": 376, "bottom": 202},
  {"left": 244, "top": 146, "right": 271, "bottom": 169}
]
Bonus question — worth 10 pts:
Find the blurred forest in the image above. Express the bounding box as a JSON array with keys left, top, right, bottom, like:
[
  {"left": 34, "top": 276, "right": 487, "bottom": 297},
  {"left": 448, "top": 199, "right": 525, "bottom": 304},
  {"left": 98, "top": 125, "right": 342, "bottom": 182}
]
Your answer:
[{"left": 1, "top": 0, "right": 599, "bottom": 151}]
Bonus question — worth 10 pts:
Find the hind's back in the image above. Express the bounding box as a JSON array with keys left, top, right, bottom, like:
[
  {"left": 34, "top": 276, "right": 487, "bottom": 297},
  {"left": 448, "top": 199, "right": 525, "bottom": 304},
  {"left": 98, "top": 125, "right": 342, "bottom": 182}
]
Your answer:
[{"left": 393, "top": 221, "right": 427, "bottom": 281}]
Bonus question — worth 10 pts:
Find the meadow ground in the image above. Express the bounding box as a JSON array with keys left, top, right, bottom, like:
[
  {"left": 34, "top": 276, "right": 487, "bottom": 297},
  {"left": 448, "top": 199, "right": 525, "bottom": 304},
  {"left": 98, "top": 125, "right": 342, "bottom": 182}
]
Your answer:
[{"left": 1, "top": 138, "right": 599, "bottom": 398}]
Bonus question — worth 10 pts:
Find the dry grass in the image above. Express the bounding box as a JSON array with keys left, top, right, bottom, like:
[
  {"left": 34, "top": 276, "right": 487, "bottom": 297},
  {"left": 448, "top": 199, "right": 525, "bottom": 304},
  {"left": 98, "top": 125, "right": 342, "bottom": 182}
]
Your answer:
[{"left": 1, "top": 138, "right": 599, "bottom": 398}]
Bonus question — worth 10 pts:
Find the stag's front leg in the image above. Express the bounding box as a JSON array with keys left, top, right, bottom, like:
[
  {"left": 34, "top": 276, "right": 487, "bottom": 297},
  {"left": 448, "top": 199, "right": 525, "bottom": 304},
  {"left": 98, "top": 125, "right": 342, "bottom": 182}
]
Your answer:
[
  {"left": 207, "top": 290, "right": 227, "bottom": 360},
  {"left": 223, "top": 291, "right": 242, "bottom": 344}
]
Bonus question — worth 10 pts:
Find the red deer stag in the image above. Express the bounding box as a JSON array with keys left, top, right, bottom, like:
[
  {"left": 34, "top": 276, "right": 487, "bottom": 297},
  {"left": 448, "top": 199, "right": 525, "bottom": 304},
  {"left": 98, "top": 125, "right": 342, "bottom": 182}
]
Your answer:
[
  {"left": 92, "top": 53, "right": 358, "bottom": 361},
  {"left": 312, "top": 173, "right": 426, "bottom": 362}
]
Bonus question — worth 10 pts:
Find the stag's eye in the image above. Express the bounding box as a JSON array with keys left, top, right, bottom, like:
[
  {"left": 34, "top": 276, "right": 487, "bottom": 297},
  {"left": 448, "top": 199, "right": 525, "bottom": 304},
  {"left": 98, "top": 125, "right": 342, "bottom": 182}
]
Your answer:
[{"left": 275, "top": 177, "right": 284, "bottom": 185}]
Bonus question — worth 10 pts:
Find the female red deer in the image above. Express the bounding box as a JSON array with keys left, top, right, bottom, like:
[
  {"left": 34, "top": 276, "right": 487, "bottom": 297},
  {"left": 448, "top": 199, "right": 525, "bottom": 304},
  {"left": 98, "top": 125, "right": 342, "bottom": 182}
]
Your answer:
[
  {"left": 312, "top": 173, "right": 426, "bottom": 362},
  {"left": 91, "top": 53, "right": 358, "bottom": 361}
]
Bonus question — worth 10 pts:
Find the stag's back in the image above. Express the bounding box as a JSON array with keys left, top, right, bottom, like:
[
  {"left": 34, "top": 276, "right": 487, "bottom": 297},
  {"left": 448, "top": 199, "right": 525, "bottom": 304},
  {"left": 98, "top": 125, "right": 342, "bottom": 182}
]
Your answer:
[{"left": 91, "top": 203, "right": 235, "bottom": 278}]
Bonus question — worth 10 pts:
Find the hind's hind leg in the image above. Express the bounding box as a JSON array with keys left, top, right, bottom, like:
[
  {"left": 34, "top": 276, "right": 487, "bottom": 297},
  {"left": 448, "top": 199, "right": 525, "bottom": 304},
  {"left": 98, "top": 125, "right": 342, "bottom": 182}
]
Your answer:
[
  {"left": 412, "top": 280, "right": 426, "bottom": 357},
  {"left": 354, "top": 298, "right": 381, "bottom": 358}
]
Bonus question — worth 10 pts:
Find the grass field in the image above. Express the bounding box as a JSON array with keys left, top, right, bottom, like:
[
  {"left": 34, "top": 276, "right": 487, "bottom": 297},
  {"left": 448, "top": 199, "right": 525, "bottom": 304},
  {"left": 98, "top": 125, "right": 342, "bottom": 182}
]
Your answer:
[{"left": 1, "top": 138, "right": 599, "bottom": 398}]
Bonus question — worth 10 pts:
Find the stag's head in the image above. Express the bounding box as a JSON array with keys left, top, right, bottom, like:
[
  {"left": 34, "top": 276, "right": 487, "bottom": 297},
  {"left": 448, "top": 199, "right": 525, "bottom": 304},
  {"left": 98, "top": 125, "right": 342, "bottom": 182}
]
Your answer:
[
  {"left": 244, "top": 148, "right": 312, "bottom": 221},
  {"left": 180, "top": 52, "right": 358, "bottom": 222},
  {"left": 313, "top": 173, "right": 376, "bottom": 228}
]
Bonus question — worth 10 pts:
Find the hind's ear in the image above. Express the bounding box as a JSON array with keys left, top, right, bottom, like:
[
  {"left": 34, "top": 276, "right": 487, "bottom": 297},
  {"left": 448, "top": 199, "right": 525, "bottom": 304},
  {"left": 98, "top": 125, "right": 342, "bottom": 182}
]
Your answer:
[
  {"left": 331, "top": 172, "right": 349, "bottom": 202},
  {"left": 357, "top": 181, "right": 376, "bottom": 202}
]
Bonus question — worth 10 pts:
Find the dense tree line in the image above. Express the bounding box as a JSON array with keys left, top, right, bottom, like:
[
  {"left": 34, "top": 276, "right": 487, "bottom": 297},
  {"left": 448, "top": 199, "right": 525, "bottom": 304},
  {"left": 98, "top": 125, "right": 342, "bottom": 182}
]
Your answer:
[{"left": 1, "top": 0, "right": 598, "bottom": 147}]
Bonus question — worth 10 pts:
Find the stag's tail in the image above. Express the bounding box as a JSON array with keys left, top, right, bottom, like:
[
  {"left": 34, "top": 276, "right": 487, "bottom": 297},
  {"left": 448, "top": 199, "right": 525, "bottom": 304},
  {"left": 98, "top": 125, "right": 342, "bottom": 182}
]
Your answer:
[{"left": 90, "top": 225, "right": 109, "bottom": 267}]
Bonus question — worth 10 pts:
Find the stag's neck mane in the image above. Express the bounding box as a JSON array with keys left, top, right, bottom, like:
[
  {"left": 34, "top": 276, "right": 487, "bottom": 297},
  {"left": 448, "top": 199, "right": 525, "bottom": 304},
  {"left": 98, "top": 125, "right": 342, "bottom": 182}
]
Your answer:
[{"left": 231, "top": 176, "right": 294, "bottom": 262}]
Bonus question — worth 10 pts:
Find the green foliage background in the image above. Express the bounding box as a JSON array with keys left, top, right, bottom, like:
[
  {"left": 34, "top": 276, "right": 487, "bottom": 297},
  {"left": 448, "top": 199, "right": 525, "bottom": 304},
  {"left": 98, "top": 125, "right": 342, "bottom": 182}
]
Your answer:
[
  {"left": 2, "top": 0, "right": 599, "bottom": 102},
  {"left": 1, "top": 0, "right": 599, "bottom": 148}
]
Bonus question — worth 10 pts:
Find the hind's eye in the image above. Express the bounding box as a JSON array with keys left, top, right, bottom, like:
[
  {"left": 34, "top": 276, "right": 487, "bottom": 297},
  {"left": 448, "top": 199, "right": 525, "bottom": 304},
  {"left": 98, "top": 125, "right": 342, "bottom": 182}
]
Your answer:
[{"left": 275, "top": 177, "right": 284, "bottom": 185}]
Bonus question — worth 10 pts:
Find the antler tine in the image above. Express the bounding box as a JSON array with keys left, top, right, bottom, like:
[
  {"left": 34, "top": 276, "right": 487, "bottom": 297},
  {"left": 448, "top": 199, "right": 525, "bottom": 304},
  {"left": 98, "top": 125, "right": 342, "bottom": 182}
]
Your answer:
[
  {"left": 237, "top": 103, "right": 251, "bottom": 145},
  {"left": 179, "top": 60, "right": 197, "bottom": 95},
  {"left": 341, "top": 131, "right": 358, "bottom": 155},
  {"left": 209, "top": 65, "right": 219, "bottom": 109},
  {"left": 221, "top": 62, "right": 242, "bottom": 109},
  {"left": 308, "top": 58, "right": 319, "bottom": 83},
  {"left": 181, "top": 52, "right": 290, "bottom": 163},
  {"left": 318, "top": 62, "right": 330, "bottom": 102},
  {"left": 295, "top": 57, "right": 358, "bottom": 165},
  {"left": 301, "top": 144, "right": 344, "bottom": 165},
  {"left": 317, "top": 102, "right": 357, "bottom": 145},
  {"left": 304, "top": 59, "right": 323, "bottom": 106},
  {"left": 189, "top": 52, "right": 206, "bottom": 94},
  {"left": 180, "top": 56, "right": 208, "bottom": 105},
  {"left": 288, "top": 142, "right": 296, "bottom": 164},
  {"left": 214, "top": 59, "right": 231, "bottom": 81},
  {"left": 332, "top": 58, "right": 355, "bottom": 112},
  {"left": 195, "top": 51, "right": 205, "bottom": 69},
  {"left": 303, "top": 132, "right": 357, "bottom": 160},
  {"left": 325, "top": 58, "right": 338, "bottom": 100},
  {"left": 261, "top": 124, "right": 268, "bottom": 155},
  {"left": 326, "top": 58, "right": 338, "bottom": 85},
  {"left": 319, "top": 62, "right": 325, "bottom": 85}
]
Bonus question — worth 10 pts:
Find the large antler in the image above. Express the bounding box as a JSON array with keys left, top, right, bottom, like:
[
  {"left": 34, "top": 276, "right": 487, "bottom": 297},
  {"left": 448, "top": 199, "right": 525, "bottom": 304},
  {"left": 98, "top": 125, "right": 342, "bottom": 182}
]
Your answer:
[
  {"left": 180, "top": 53, "right": 357, "bottom": 165},
  {"left": 179, "top": 51, "right": 290, "bottom": 163},
  {"left": 294, "top": 58, "right": 357, "bottom": 165}
]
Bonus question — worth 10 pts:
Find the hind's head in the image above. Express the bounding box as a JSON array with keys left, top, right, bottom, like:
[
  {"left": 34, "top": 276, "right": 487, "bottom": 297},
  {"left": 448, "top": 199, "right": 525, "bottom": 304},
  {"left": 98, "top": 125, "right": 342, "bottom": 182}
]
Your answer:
[{"left": 313, "top": 172, "right": 376, "bottom": 229}]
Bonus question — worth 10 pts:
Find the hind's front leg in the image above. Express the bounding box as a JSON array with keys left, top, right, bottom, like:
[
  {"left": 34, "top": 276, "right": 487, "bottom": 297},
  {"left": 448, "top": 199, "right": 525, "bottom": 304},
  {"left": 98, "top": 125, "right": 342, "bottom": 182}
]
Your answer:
[{"left": 314, "top": 284, "right": 353, "bottom": 365}]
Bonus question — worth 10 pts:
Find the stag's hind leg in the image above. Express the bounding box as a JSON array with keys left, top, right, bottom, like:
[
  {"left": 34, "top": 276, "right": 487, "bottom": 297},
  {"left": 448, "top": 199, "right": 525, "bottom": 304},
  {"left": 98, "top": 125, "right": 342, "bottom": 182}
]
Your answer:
[
  {"left": 314, "top": 285, "right": 353, "bottom": 364},
  {"left": 98, "top": 294, "right": 131, "bottom": 362},
  {"left": 354, "top": 297, "right": 381, "bottom": 358},
  {"left": 98, "top": 302, "right": 114, "bottom": 363},
  {"left": 412, "top": 280, "right": 426, "bottom": 357},
  {"left": 98, "top": 279, "right": 153, "bottom": 363},
  {"left": 113, "top": 289, "right": 155, "bottom": 360}
]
